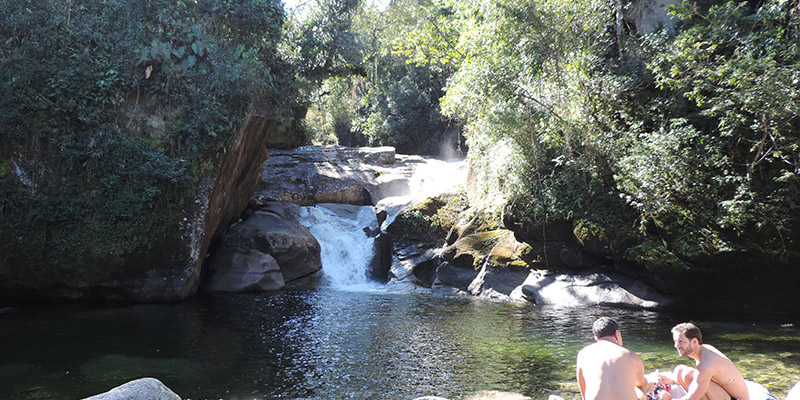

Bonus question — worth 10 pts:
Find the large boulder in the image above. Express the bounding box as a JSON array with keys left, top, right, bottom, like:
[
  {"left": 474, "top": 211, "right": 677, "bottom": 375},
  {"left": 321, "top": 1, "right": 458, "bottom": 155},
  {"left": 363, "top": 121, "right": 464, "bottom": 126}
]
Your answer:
[
  {"left": 202, "top": 201, "right": 321, "bottom": 292},
  {"left": 202, "top": 247, "right": 284, "bottom": 292},
  {"left": 467, "top": 264, "right": 531, "bottom": 301},
  {"left": 511, "top": 270, "right": 671, "bottom": 309},
  {"left": 82, "top": 377, "right": 180, "bottom": 400},
  {"left": 391, "top": 242, "right": 441, "bottom": 286},
  {"left": 434, "top": 262, "right": 479, "bottom": 291}
]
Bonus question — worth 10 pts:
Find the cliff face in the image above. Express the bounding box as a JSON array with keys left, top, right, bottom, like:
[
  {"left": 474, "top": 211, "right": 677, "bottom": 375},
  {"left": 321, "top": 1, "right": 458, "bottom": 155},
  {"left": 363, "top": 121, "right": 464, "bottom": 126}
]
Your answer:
[{"left": 0, "top": 114, "right": 283, "bottom": 302}]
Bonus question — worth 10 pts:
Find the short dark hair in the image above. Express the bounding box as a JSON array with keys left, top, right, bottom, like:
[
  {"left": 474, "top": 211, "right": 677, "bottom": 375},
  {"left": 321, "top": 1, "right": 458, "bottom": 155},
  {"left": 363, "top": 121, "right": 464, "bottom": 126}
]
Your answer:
[
  {"left": 593, "top": 317, "right": 619, "bottom": 339},
  {"left": 672, "top": 322, "right": 703, "bottom": 344}
]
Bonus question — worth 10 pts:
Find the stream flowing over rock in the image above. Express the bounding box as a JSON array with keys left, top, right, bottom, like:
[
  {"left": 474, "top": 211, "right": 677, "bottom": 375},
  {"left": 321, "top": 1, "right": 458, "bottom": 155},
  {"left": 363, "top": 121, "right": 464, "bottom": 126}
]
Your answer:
[{"left": 204, "top": 144, "right": 677, "bottom": 310}]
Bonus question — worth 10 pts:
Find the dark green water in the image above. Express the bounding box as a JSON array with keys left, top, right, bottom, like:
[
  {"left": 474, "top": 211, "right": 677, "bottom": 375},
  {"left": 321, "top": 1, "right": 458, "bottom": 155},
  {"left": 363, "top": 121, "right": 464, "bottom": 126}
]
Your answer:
[{"left": 1, "top": 288, "right": 799, "bottom": 400}]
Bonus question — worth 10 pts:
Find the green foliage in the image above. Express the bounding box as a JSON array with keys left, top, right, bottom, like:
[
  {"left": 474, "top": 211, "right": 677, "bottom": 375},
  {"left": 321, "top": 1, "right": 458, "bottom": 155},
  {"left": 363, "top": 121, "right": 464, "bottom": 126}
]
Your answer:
[
  {"left": 282, "top": 0, "right": 364, "bottom": 82},
  {"left": 298, "top": 0, "right": 462, "bottom": 154},
  {"left": 433, "top": 0, "right": 799, "bottom": 271},
  {"left": 642, "top": 1, "right": 800, "bottom": 248},
  {"left": 0, "top": 0, "right": 291, "bottom": 271}
]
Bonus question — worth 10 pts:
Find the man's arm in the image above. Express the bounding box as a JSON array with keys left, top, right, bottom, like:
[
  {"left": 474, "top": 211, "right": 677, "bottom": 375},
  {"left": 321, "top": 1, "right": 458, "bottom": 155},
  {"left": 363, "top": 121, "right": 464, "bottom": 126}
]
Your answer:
[
  {"left": 577, "top": 352, "right": 587, "bottom": 400},
  {"left": 677, "top": 366, "right": 714, "bottom": 400},
  {"left": 633, "top": 354, "right": 654, "bottom": 395}
]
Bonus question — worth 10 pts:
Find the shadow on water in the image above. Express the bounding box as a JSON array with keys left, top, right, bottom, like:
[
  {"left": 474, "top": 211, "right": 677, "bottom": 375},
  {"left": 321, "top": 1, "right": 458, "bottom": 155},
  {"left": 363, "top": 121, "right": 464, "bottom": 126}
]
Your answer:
[{"left": 1, "top": 289, "right": 799, "bottom": 399}]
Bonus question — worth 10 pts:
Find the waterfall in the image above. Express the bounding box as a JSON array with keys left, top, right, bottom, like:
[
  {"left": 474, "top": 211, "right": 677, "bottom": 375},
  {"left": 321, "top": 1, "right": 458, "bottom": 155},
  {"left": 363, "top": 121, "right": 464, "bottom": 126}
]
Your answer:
[
  {"left": 299, "top": 157, "right": 467, "bottom": 290},
  {"left": 298, "top": 204, "right": 380, "bottom": 289},
  {"left": 378, "top": 158, "right": 467, "bottom": 230}
]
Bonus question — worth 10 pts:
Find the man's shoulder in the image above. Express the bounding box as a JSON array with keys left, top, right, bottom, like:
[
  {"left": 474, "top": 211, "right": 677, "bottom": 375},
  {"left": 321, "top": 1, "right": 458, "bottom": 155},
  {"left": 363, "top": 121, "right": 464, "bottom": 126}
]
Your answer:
[{"left": 698, "top": 345, "right": 729, "bottom": 369}]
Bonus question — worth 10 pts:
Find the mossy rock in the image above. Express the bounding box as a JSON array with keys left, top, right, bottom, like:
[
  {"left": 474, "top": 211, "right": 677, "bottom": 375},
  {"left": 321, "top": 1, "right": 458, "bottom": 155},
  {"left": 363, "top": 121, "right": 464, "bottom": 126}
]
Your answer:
[
  {"left": 485, "top": 233, "right": 537, "bottom": 269},
  {"left": 388, "top": 189, "right": 471, "bottom": 243},
  {"left": 442, "top": 230, "right": 505, "bottom": 269}
]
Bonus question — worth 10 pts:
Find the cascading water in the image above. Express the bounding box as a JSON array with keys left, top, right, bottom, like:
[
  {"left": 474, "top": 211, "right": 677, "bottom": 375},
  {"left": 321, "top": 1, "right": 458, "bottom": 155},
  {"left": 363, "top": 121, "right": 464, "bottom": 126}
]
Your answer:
[
  {"left": 299, "top": 157, "right": 467, "bottom": 290},
  {"left": 298, "top": 203, "right": 380, "bottom": 289},
  {"left": 378, "top": 158, "right": 468, "bottom": 229}
]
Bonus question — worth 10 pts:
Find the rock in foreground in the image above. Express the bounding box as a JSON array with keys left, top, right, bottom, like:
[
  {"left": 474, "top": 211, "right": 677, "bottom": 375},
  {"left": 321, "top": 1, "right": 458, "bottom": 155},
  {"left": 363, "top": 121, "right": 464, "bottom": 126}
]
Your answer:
[{"left": 82, "top": 378, "right": 180, "bottom": 400}]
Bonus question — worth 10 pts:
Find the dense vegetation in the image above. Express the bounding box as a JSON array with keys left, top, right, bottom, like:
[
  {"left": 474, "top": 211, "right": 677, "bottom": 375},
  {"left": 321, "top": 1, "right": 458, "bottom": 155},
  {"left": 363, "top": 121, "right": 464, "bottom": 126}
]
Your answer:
[
  {"left": 438, "top": 0, "right": 800, "bottom": 272},
  {"left": 304, "top": 0, "right": 799, "bottom": 273},
  {"left": 299, "top": 0, "right": 463, "bottom": 155},
  {"left": 0, "top": 0, "right": 295, "bottom": 271},
  {"left": 1, "top": 0, "right": 798, "bottom": 285}
]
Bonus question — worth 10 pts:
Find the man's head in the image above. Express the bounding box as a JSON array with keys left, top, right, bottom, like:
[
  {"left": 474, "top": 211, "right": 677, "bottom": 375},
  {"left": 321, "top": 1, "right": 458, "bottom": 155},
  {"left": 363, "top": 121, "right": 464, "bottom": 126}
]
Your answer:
[
  {"left": 671, "top": 322, "right": 702, "bottom": 357},
  {"left": 592, "top": 317, "right": 619, "bottom": 339}
]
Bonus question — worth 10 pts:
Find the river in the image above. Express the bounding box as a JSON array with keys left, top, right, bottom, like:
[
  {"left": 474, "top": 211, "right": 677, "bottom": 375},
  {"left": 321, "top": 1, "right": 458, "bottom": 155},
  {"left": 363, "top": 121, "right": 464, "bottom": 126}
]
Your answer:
[{"left": 1, "top": 287, "right": 799, "bottom": 400}]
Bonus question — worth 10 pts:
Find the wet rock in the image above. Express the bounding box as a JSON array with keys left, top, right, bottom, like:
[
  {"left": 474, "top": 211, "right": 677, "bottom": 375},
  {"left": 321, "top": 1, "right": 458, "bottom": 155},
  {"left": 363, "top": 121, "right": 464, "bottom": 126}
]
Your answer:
[
  {"left": 82, "top": 377, "right": 180, "bottom": 400},
  {"left": 467, "top": 264, "right": 530, "bottom": 301},
  {"left": 368, "top": 232, "right": 393, "bottom": 283},
  {"left": 391, "top": 242, "right": 441, "bottom": 286}
]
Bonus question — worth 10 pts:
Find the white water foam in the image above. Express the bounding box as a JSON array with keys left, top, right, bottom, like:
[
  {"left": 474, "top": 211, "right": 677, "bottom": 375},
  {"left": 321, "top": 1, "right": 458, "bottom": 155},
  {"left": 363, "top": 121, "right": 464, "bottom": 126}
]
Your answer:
[
  {"left": 298, "top": 204, "right": 381, "bottom": 289},
  {"left": 300, "top": 157, "right": 467, "bottom": 290}
]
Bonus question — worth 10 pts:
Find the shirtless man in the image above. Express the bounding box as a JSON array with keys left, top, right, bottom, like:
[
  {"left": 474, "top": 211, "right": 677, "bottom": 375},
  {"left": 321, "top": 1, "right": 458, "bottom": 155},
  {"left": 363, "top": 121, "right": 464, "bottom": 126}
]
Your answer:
[
  {"left": 657, "top": 322, "right": 750, "bottom": 400},
  {"left": 576, "top": 317, "right": 653, "bottom": 400}
]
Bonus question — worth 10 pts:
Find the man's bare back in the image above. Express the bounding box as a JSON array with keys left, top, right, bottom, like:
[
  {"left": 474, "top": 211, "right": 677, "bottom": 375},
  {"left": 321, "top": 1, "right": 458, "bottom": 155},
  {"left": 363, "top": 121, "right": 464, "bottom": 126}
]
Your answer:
[{"left": 577, "top": 339, "right": 648, "bottom": 400}]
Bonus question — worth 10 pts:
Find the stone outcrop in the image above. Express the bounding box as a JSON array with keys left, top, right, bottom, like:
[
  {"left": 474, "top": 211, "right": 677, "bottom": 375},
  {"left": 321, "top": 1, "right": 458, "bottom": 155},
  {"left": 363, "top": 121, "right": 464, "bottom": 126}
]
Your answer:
[
  {"left": 510, "top": 270, "right": 671, "bottom": 309},
  {"left": 82, "top": 378, "right": 180, "bottom": 400},
  {"left": 254, "top": 145, "right": 424, "bottom": 206},
  {"left": 202, "top": 201, "right": 321, "bottom": 292}
]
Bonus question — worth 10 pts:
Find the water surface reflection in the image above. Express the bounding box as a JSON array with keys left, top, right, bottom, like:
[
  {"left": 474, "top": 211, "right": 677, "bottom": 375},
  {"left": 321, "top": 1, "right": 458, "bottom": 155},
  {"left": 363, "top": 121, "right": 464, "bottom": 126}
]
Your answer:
[{"left": 1, "top": 288, "right": 798, "bottom": 399}]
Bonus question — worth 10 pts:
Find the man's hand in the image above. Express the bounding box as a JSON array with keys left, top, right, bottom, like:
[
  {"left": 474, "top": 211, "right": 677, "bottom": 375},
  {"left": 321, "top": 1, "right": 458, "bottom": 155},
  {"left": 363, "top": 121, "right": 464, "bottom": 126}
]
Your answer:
[{"left": 657, "top": 372, "right": 675, "bottom": 386}]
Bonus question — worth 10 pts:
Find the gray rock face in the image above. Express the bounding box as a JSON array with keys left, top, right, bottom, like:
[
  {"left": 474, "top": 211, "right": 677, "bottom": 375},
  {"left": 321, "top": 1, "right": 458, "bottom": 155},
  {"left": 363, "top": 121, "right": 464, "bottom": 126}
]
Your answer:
[
  {"left": 202, "top": 247, "right": 284, "bottom": 292},
  {"left": 82, "top": 377, "right": 181, "bottom": 400},
  {"left": 467, "top": 264, "right": 531, "bottom": 301},
  {"left": 434, "top": 262, "right": 479, "bottom": 291},
  {"left": 202, "top": 202, "right": 321, "bottom": 292},
  {"left": 510, "top": 270, "right": 671, "bottom": 309},
  {"left": 624, "top": 0, "right": 681, "bottom": 34},
  {"left": 391, "top": 242, "right": 442, "bottom": 286},
  {"left": 255, "top": 145, "right": 430, "bottom": 207}
]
